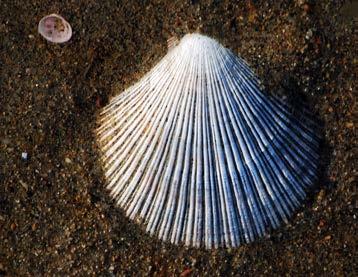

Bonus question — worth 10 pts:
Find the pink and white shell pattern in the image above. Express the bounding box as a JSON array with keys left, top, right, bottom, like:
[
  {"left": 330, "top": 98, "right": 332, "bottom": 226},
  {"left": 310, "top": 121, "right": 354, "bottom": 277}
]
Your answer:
[{"left": 38, "top": 14, "right": 72, "bottom": 43}]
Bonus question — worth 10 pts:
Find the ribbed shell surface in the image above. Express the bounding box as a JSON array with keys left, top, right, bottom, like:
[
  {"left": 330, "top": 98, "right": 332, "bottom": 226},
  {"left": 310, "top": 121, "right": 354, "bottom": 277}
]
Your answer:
[{"left": 97, "top": 34, "right": 320, "bottom": 248}]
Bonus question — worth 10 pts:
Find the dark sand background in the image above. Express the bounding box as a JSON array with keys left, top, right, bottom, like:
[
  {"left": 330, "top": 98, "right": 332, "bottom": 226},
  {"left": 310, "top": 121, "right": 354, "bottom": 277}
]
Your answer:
[{"left": 0, "top": 0, "right": 357, "bottom": 275}]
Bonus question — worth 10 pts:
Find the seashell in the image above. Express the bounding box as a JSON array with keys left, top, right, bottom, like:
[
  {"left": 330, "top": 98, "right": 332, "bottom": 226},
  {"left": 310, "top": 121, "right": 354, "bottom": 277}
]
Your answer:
[
  {"left": 96, "top": 34, "right": 320, "bottom": 248},
  {"left": 38, "top": 14, "right": 72, "bottom": 43}
]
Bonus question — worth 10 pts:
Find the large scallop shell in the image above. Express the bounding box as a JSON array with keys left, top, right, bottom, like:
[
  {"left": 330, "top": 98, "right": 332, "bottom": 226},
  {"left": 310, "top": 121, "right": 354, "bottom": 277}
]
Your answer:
[{"left": 96, "top": 34, "right": 320, "bottom": 248}]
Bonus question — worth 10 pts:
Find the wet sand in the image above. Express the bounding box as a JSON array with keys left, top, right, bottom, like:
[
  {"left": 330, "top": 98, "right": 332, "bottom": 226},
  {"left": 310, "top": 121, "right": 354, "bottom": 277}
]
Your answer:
[{"left": 0, "top": 0, "right": 357, "bottom": 275}]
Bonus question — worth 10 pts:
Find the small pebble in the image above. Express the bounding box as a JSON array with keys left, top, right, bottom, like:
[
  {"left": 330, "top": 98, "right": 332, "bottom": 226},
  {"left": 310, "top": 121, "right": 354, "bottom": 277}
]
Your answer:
[
  {"left": 31, "top": 223, "right": 37, "bottom": 231},
  {"left": 317, "top": 190, "right": 325, "bottom": 202},
  {"left": 21, "top": 152, "right": 28, "bottom": 160},
  {"left": 180, "top": 268, "right": 193, "bottom": 277},
  {"left": 305, "top": 29, "right": 313, "bottom": 40},
  {"left": 303, "top": 3, "right": 311, "bottom": 12},
  {"left": 10, "top": 223, "right": 17, "bottom": 231},
  {"left": 19, "top": 180, "right": 28, "bottom": 191},
  {"left": 65, "top": 157, "right": 72, "bottom": 164}
]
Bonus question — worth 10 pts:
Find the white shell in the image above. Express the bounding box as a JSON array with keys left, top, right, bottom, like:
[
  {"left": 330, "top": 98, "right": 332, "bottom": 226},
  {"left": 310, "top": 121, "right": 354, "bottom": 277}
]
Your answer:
[
  {"left": 97, "top": 34, "right": 320, "bottom": 248},
  {"left": 38, "top": 14, "right": 72, "bottom": 43}
]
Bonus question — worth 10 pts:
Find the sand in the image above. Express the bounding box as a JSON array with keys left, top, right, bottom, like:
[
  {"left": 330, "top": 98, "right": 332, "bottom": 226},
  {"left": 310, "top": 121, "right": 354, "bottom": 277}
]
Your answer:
[{"left": 0, "top": 0, "right": 356, "bottom": 275}]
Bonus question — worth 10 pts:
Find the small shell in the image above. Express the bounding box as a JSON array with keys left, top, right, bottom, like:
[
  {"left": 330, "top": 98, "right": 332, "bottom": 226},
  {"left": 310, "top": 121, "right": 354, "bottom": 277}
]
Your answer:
[
  {"left": 97, "top": 34, "right": 321, "bottom": 248},
  {"left": 38, "top": 14, "right": 72, "bottom": 43}
]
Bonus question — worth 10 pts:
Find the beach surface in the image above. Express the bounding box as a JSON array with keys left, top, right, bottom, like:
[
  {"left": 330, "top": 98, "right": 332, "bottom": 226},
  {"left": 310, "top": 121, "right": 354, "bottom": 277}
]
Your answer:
[{"left": 0, "top": 0, "right": 356, "bottom": 275}]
